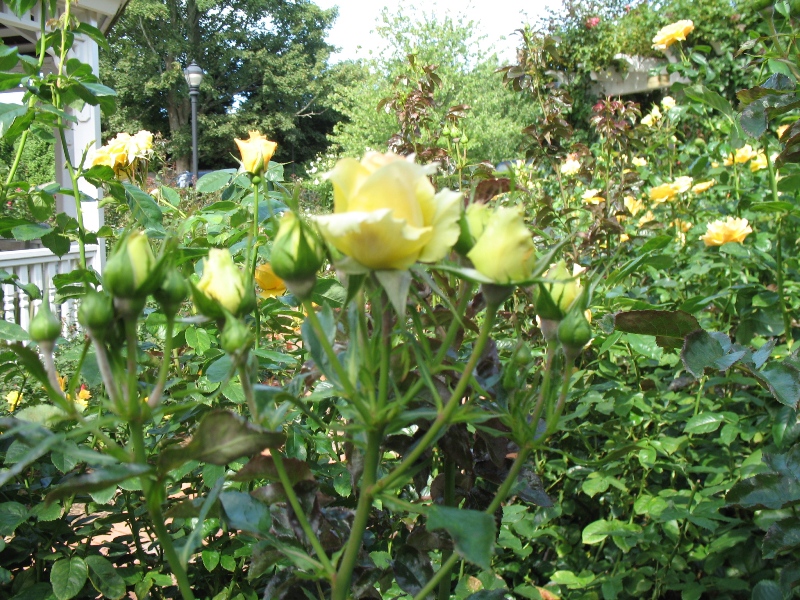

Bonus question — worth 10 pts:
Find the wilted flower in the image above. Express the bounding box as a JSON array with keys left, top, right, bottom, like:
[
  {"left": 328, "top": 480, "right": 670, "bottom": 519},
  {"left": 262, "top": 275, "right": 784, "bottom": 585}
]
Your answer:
[
  {"left": 560, "top": 157, "right": 581, "bottom": 176},
  {"left": 750, "top": 152, "right": 768, "bottom": 172},
  {"left": 649, "top": 183, "right": 677, "bottom": 203},
  {"left": 631, "top": 157, "right": 648, "bottom": 167},
  {"left": 652, "top": 20, "right": 694, "bottom": 51},
  {"left": 724, "top": 144, "right": 758, "bottom": 166},
  {"left": 582, "top": 188, "right": 605, "bottom": 205},
  {"left": 467, "top": 206, "right": 536, "bottom": 284},
  {"left": 235, "top": 131, "right": 278, "bottom": 177},
  {"left": 692, "top": 180, "right": 716, "bottom": 194},
  {"left": 5, "top": 390, "right": 22, "bottom": 411},
  {"left": 700, "top": 217, "right": 752, "bottom": 246},
  {"left": 314, "top": 152, "right": 461, "bottom": 270},
  {"left": 255, "top": 263, "right": 287, "bottom": 298},
  {"left": 624, "top": 195, "right": 645, "bottom": 216},
  {"left": 661, "top": 96, "right": 677, "bottom": 110}
]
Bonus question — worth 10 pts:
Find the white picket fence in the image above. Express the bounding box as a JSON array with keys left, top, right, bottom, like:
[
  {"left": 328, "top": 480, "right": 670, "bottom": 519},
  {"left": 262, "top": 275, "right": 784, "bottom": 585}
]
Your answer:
[{"left": 1, "top": 244, "right": 102, "bottom": 335}]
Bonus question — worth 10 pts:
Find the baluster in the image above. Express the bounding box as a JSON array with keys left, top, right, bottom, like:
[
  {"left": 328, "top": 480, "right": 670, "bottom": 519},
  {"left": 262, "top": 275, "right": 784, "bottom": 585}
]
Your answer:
[
  {"left": 2, "top": 282, "right": 17, "bottom": 324},
  {"left": 16, "top": 263, "right": 31, "bottom": 332}
]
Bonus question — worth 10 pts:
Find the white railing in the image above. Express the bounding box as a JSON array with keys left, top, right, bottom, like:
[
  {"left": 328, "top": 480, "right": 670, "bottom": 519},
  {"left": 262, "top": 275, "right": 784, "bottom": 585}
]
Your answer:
[{"left": 1, "top": 243, "right": 102, "bottom": 335}]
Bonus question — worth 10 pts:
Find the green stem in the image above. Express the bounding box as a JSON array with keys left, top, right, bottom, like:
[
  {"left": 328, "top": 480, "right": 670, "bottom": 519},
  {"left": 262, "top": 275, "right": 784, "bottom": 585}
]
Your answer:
[
  {"left": 373, "top": 304, "right": 498, "bottom": 496},
  {"left": 414, "top": 446, "right": 533, "bottom": 600},
  {"left": 271, "top": 452, "right": 335, "bottom": 576},
  {"left": 147, "top": 494, "right": 197, "bottom": 600},
  {"left": 436, "top": 458, "right": 457, "bottom": 600},
  {"left": 250, "top": 182, "right": 261, "bottom": 348},
  {"left": 377, "top": 291, "right": 392, "bottom": 411},
  {"left": 302, "top": 299, "right": 370, "bottom": 421},
  {"left": 147, "top": 316, "right": 174, "bottom": 408},
  {"left": 124, "top": 318, "right": 141, "bottom": 419},
  {"left": 237, "top": 361, "right": 258, "bottom": 420},
  {"left": 766, "top": 150, "right": 792, "bottom": 347},
  {"left": 331, "top": 427, "right": 383, "bottom": 600}
]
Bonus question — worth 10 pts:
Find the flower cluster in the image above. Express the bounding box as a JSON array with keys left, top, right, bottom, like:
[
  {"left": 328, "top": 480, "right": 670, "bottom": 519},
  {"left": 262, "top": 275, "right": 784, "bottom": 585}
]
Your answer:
[{"left": 91, "top": 131, "right": 153, "bottom": 179}]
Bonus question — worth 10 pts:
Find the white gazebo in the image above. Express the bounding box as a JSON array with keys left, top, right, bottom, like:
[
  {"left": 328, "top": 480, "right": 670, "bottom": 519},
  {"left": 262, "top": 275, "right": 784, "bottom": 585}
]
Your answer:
[{"left": 0, "top": 0, "right": 127, "bottom": 331}]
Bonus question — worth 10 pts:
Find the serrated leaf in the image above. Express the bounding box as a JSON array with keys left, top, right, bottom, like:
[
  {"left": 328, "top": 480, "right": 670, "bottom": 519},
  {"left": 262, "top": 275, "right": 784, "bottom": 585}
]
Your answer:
[
  {"left": 219, "top": 491, "right": 271, "bottom": 535},
  {"left": 124, "top": 182, "right": 163, "bottom": 230},
  {"left": 0, "top": 320, "right": 29, "bottom": 341},
  {"left": 85, "top": 555, "right": 125, "bottom": 599},
  {"left": 426, "top": 506, "right": 495, "bottom": 570},
  {"left": 759, "top": 362, "right": 800, "bottom": 408},
  {"left": 763, "top": 516, "right": 800, "bottom": 559},
  {"left": 157, "top": 410, "right": 285, "bottom": 474},
  {"left": 196, "top": 169, "right": 237, "bottom": 193},
  {"left": 614, "top": 310, "right": 700, "bottom": 349},
  {"left": 684, "top": 412, "right": 724, "bottom": 434},
  {"left": 392, "top": 545, "right": 434, "bottom": 598},
  {"left": 682, "top": 330, "right": 725, "bottom": 378}
]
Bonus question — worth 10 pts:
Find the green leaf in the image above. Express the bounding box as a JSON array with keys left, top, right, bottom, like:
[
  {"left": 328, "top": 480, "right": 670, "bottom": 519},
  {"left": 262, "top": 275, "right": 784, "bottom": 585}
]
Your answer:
[
  {"left": 0, "top": 320, "right": 29, "bottom": 341},
  {"left": 0, "top": 103, "right": 28, "bottom": 138},
  {"left": 40, "top": 231, "right": 71, "bottom": 257},
  {"left": 85, "top": 555, "right": 125, "bottom": 599},
  {"left": 12, "top": 222, "right": 52, "bottom": 240},
  {"left": 427, "top": 506, "right": 495, "bottom": 570},
  {"left": 614, "top": 310, "right": 700, "bottom": 350},
  {"left": 581, "top": 519, "right": 642, "bottom": 545},
  {"left": 196, "top": 169, "right": 237, "bottom": 193},
  {"left": 550, "top": 570, "right": 595, "bottom": 589},
  {"left": 158, "top": 410, "right": 285, "bottom": 474},
  {"left": 50, "top": 557, "right": 88, "bottom": 600},
  {"left": 763, "top": 516, "right": 800, "bottom": 559},
  {"left": 682, "top": 330, "right": 725, "bottom": 378},
  {"left": 751, "top": 580, "right": 784, "bottom": 600},
  {"left": 684, "top": 412, "right": 725, "bottom": 434},
  {"left": 9, "top": 583, "right": 57, "bottom": 600},
  {"left": 202, "top": 550, "right": 220, "bottom": 572},
  {"left": 726, "top": 473, "right": 800, "bottom": 509},
  {"left": 46, "top": 464, "right": 152, "bottom": 504},
  {"left": 311, "top": 277, "right": 346, "bottom": 308},
  {"left": 392, "top": 545, "right": 434, "bottom": 599},
  {"left": 759, "top": 362, "right": 800, "bottom": 408},
  {"left": 0, "top": 502, "right": 28, "bottom": 535},
  {"left": 375, "top": 269, "right": 412, "bottom": 316},
  {"left": 219, "top": 491, "right": 271, "bottom": 535},
  {"left": 123, "top": 183, "right": 163, "bottom": 231}
]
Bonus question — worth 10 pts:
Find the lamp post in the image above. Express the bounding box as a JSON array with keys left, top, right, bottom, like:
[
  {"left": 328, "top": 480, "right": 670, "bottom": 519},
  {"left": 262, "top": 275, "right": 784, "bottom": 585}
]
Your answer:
[{"left": 183, "top": 61, "right": 204, "bottom": 184}]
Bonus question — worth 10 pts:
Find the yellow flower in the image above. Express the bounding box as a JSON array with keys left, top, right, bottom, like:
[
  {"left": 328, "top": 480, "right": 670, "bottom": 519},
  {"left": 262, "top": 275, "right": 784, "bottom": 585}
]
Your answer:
[
  {"left": 778, "top": 124, "right": 791, "bottom": 139},
  {"left": 661, "top": 96, "right": 677, "bottom": 110},
  {"left": 314, "top": 152, "right": 461, "bottom": 270},
  {"left": 5, "top": 390, "right": 22, "bottom": 411},
  {"left": 560, "top": 157, "right": 581, "bottom": 176},
  {"left": 126, "top": 130, "right": 154, "bottom": 161},
  {"left": 640, "top": 106, "right": 662, "bottom": 127},
  {"left": 692, "top": 180, "right": 716, "bottom": 194},
  {"left": 711, "top": 161, "right": 720, "bottom": 168},
  {"left": 255, "top": 263, "right": 287, "bottom": 298},
  {"left": 638, "top": 211, "right": 656, "bottom": 227},
  {"left": 57, "top": 375, "right": 67, "bottom": 392},
  {"left": 467, "top": 206, "right": 536, "bottom": 284},
  {"left": 582, "top": 188, "right": 605, "bottom": 205},
  {"left": 620, "top": 233, "right": 630, "bottom": 243},
  {"left": 631, "top": 157, "right": 647, "bottom": 167},
  {"left": 542, "top": 261, "right": 585, "bottom": 315},
  {"left": 649, "top": 183, "right": 676, "bottom": 203},
  {"left": 700, "top": 217, "right": 753, "bottom": 246},
  {"left": 671, "top": 176, "right": 693, "bottom": 194},
  {"left": 750, "top": 152, "right": 768, "bottom": 172},
  {"left": 652, "top": 20, "right": 694, "bottom": 51},
  {"left": 624, "top": 195, "right": 645, "bottom": 216},
  {"left": 724, "top": 144, "right": 758, "bottom": 166},
  {"left": 196, "top": 249, "right": 253, "bottom": 316},
  {"left": 72, "top": 387, "right": 91, "bottom": 411},
  {"left": 671, "top": 219, "right": 692, "bottom": 232},
  {"left": 235, "top": 131, "right": 278, "bottom": 177}
]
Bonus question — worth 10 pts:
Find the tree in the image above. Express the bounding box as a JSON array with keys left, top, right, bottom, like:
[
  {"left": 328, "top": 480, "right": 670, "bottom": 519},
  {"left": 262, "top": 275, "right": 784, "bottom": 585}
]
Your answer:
[{"left": 100, "top": 0, "right": 338, "bottom": 173}]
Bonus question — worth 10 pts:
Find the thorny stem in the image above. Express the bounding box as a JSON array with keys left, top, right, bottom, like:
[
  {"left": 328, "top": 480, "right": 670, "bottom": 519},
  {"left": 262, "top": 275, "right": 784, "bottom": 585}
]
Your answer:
[{"left": 271, "top": 452, "right": 335, "bottom": 577}]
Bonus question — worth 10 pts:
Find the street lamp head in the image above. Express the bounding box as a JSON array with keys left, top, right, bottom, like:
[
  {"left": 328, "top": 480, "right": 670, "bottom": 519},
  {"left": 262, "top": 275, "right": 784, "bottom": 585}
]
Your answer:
[{"left": 184, "top": 61, "right": 204, "bottom": 90}]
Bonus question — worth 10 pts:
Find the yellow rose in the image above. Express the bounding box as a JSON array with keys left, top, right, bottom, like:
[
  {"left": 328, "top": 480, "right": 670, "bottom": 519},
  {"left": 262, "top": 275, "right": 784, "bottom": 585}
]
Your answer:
[
  {"left": 314, "top": 152, "right": 462, "bottom": 270},
  {"left": 661, "top": 96, "right": 677, "bottom": 110},
  {"left": 560, "top": 158, "right": 581, "bottom": 176},
  {"left": 649, "top": 183, "right": 676, "bottom": 203},
  {"left": 235, "top": 131, "right": 278, "bottom": 177},
  {"left": 700, "top": 217, "right": 753, "bottom": 246},
  {"left": 750, "top": 152, "right": 768, "bottom": 172},
  {"left": 671, "top": 176, "right": 693, "bottom": 194},
  {"left": 195, "top": 249, "right": 255, "bottom": 316},
  {"left": 638, "top": 211, "right": 656, "bottom": 227},
  {"left": 126, "top": 130, "right": 154, "bottom": 161},
  {"left": 5, "top": 390, "right": 22, "bottom": 411},
  {"left": 725, "top": 144, "right": 757, "bottom": 166},
  {"left": 624, "top": 195, "right": 645, "bottom": 216},
  {"left": 582, "top": 189, "right": 605, "bottom": 205},
  {"left": 778, "top": 124, "right": 790, "bottom": 139},
  {"left": 652, "top": 20, "right": 694, "bottom": 51},
  {"left": 467, "top": 206, "right": 536, "bottom": 284},
  {"left": 631, "top": 157, "right": 647, "bottom": 167},
  {"left": 255, "top": 263, "right": 287, "bottom": 298},
  {"left": 542, "top": 260, "right": 585, "bottom": 316},
  {"left": 692, "top": 180, "right": 716, "bottom": 194}
]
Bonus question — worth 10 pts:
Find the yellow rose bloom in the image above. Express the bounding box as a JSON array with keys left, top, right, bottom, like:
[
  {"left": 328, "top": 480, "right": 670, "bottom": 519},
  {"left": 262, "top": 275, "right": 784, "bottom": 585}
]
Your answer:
[
  {"left": 652, "top": 20, "right": 694, "bottom": 51},
  {"left": 467, "top": 206, "right": 536, "bottom": 284},
  {"left": 638, "top": 211, "right": 656, "bottom": 227},
  {"left": 624, "top": 195, "right": 645, "bottom": 216},
  {"left": 72, "top": 387, "right": 91, "bottom": 411},
  {"left": 582, "top": 188, "right": 605, "bottom": 205},
  {"left": 671, "top": 176, "right": 693, "bottom": 194},
  {"left": 197, "top": 249, "right": 250, "bottom": 314},
  {"left": 620, "top": 233, "right": 630, "bottom": 243},
  {"left": 649, "top": 183, "right": 676, "bottom": 203},
  {"left": 692, "top": 180, "right": 716, "bottom": 194},
  {"left": 700, "top": 217, "right": 753, "bottom": 246},
  {"left": 5, "top": 390, "right": 22, "bottom": 411},
  {"left": 632, "top": 157, "right": 647, "bottom": 167},
  {"left": 661, "top": 96, "right": 677, "bottom": 110},
  {"left": 750, "top": 152, "right": 768, "bottom": 172},
  {"left": 314, "top": 152, "right": 461, "bottom": 270},
  {"left": 778, "top": 124, "right": 790, "bottom": 139},
  {"left": 560, "top": 158, "right": 581, "bottom": 176},
  {"left": 255, "top": 263, "right": 287, "bottom": 298},
  {"left": 725, "top": 144, "right": 758, "bottom": 166},
  {"left": 235, "top": 131, "right": 278, "bottom": 177}
]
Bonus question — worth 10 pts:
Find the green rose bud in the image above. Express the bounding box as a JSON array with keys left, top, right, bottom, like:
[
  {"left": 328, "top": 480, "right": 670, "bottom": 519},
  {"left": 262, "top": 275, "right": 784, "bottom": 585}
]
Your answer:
[
  {"left": 154, "top": 267, "right": 189, "bottom": 316},
  {"left": 193, "top": 249, "right": 256, "bottom": 318},
  {"left": 103, "top": 231, "right": 159, "bottom": 300},
  {"left": 78, "top": 291, "right": 116, "bottom": 335},
  {"left": 467, "top": 206, "right": 536, "bottom": 284},
  {"left": 29, "top": 300, "right": 61, "bottom": 343},
  {"left": 270, "top": 212, "right": 324, "bottom": 298},
  {"left": 536, "top": 261, "right": 584, "bottom": 321},
  {"left": 221, "top": 315, "right": 254, "bottom": 356},
  {"left": 558, "top": 306, "right": 592, "bottom": 362},
  {"left": 454, "top": 203, "right": 490, "bottom": 255}
]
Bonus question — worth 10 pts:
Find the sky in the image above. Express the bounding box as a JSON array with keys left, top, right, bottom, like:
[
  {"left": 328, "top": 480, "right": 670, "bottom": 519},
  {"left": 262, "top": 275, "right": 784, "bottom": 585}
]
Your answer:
[{"left": 314, "top": 0, "right": 555, "bottom": 65}]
